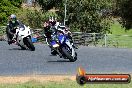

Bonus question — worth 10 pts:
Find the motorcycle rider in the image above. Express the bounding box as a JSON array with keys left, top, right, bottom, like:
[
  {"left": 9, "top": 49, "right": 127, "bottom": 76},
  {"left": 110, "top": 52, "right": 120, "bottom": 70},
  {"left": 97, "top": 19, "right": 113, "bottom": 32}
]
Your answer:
[
  {"left": 57, "top": 25, "right": 78, "bottom": 49},
  {"left": 43, "top": 21, "right": 51, "bottom": 39},
  {"left": 43, "top": 17, "right": 59, "bottom": 42},
  {"left": 43, "top": 17, "right": 60, "bottom": 55},
  {"left": 6, "top": 14, "right": 23, "bottom": 44}
]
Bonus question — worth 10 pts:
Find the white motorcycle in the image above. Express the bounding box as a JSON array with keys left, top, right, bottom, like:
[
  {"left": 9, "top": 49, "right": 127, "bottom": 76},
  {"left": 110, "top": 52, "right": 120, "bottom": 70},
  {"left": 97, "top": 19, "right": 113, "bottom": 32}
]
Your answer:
[{"left": 10, "top": 24, "right": 35, "bottom": 51}]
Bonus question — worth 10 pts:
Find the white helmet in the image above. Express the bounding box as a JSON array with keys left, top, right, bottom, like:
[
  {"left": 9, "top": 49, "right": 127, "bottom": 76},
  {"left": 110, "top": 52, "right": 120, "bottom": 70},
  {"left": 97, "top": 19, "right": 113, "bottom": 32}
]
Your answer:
[
  {"left": 10, "top": 14, "right": 17, "bottom": 23},
  {"left": 10, "top": 14, "right": 16, "bottom": 19}
]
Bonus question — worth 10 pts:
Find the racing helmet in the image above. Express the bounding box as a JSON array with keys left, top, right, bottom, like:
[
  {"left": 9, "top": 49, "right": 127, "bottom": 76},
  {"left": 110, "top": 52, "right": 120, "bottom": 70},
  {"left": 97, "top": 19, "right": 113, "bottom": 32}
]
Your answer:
[
  {"left": 10, "top": 14, "right": 17, "bottom": 23},
  {"left": 49, "top": 16, "right": 57, "bottom": 26}
]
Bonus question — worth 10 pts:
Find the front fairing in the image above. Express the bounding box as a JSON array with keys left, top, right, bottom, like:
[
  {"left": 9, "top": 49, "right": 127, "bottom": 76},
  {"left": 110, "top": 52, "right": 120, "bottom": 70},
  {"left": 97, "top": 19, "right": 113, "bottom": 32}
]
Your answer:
[
  {"left": 51, "top": 40, "right": 60, "bottom": 48},
  {"left": 58, "top": 33, "right": 66, "bottom": 44},
  {"left": 17, "top": 25, "right": 31, "bottom": 39},
  {"left": 50, "top": 33, "right": 66, "bottom": 48}
]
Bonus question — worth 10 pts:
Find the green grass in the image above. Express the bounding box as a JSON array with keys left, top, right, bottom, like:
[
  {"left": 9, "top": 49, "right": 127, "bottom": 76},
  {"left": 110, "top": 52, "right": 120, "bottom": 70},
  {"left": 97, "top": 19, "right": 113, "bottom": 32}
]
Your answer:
[
  {"left": 0, "top": 80, "right": 131, "bottom": 88},
  {"left": 110, "top": 22, "right": 132, "bottom": 35},
  {"left": 106, "top": 34, "right": 132, "bottom": 48},
  {"left": 0, "top": 26, "right": 6, "bottom": 36},
  {"left": 98, "top": 21, "right": 132, "bottom": 48}
]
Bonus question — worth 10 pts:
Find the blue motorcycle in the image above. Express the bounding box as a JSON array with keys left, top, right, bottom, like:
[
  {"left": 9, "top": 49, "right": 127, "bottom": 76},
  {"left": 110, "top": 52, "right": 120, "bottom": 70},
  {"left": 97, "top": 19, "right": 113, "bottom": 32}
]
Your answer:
[{"left": 50, "top": 30, "right": 77, "bottom": 62}]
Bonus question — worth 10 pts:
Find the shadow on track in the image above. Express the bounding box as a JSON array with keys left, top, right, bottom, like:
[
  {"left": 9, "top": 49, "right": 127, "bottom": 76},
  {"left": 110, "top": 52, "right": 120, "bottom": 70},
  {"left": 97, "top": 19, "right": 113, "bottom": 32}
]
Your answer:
[
  {"left": 8, "top": 48, "right": 26, "bottom": 51},
  {"left": 47, "top": 60, "right": 70, "bottom": 63}
]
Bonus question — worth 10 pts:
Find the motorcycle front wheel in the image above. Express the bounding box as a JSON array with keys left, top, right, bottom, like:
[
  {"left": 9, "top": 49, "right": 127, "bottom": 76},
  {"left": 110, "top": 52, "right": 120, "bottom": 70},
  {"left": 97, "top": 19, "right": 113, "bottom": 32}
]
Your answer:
[{"left": 62, "top": 46, "right": 77, "bottom": 62}]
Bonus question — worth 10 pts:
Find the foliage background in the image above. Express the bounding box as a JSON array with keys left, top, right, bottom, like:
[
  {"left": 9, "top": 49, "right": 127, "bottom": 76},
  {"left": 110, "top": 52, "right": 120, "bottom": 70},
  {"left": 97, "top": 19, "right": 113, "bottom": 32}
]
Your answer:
[{"left": 0, "top": 0, "right": 132, "bottom": 33}]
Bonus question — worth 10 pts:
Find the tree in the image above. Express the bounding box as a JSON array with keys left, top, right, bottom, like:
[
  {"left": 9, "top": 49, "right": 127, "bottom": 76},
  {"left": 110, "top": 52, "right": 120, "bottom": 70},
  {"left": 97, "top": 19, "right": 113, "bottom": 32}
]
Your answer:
[
  {"left": 36, "top": 0, "right": 63, "bottom": 11},
  {"left": 9, "top": 0, "right": 22, "bottom": 7},
  {"left": 0, "top": 0, "right": 22, "bottom": 25},
  {"left": 114, "top": 0, "right": 132, "bottom": 29},
  {"left": 58, "top": 0, "right": 113, "bottom": 33},
  {"left": 37, "top": 0, "right": 114, "bottom": 33}
]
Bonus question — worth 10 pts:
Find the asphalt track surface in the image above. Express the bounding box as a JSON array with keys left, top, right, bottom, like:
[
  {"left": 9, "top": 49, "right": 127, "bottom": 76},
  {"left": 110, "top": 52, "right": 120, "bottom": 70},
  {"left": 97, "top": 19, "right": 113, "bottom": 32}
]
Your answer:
[{"left": 0, "top": 41, "right": 132, "bottom": 76}]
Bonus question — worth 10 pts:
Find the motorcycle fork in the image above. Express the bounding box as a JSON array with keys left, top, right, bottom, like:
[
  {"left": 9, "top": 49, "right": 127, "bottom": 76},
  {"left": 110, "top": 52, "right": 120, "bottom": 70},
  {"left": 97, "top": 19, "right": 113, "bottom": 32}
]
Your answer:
[{"left": 55, "top": 47, "right": 63, "bottom": 58}]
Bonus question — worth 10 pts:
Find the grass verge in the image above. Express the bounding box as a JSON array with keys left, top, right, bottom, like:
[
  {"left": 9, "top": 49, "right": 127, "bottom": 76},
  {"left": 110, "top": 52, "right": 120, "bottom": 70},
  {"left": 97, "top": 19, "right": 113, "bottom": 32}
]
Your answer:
[
  {"left": 107, "top": 22, "right": 132, "bottom": 48},
  {"left": 0, "top": 79, "right": 131, "bottom": 88},
  {"left": 0, "top": 75, "right": 131, "bottom": 88},
  {"left": 97, "top": 22, "right": 132, "bottom": 48}
]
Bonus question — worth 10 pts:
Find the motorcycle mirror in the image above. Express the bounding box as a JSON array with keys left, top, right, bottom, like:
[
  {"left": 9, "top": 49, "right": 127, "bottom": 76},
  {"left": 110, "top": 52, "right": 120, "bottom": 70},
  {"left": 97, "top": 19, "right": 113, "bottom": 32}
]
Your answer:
[{"left": 27, "top": 26, "right": 30, "bottom": 28}]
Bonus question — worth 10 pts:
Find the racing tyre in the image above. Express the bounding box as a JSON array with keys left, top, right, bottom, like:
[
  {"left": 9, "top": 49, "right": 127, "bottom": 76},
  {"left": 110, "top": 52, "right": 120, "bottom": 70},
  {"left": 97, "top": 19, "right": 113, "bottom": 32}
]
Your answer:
[
  {"left": 24, "top": 37, "right": 35, "bottom": 51},
  {"left": 62, "top": 46, "right": 77, "bottom": 62},
  {"left": 18, "top": 44, "right": 26, "bottom": 50}
]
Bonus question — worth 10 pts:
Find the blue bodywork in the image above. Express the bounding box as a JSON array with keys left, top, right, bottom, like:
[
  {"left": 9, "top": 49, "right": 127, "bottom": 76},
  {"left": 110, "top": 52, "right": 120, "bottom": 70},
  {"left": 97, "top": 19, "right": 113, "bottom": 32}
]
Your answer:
[{"left": 51, "top": 34, "right": 67, "bottom": 47}]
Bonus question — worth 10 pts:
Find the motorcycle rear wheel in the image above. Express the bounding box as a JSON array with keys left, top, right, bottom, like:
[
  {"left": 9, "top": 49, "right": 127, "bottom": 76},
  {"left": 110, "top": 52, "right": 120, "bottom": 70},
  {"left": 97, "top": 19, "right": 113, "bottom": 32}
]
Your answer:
[
  {"left": 18, "top": 44, "right": 26, "bottom": 50},
  {"left": 24, "top": 37, "right": 35, "bottom": 51}
]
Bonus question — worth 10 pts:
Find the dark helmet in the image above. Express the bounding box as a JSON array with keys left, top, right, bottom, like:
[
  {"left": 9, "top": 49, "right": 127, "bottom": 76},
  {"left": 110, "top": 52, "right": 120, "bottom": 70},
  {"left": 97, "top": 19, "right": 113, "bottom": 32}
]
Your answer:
[
  {"left": 10, "top": 14, "right": 17, "bottom": 23},
  {"left": 49, "top": 16, "right": 57, "bottom": 26}
]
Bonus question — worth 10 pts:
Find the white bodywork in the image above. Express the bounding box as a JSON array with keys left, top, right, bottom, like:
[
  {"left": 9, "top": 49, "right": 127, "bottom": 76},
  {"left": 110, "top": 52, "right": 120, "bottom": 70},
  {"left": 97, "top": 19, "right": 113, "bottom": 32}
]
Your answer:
[
  {"left": 15, "top": 25, "right": 32, "bottom": 47},
  {"left": 65, "top": 39, "right": 76, "bottom": 58}
]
